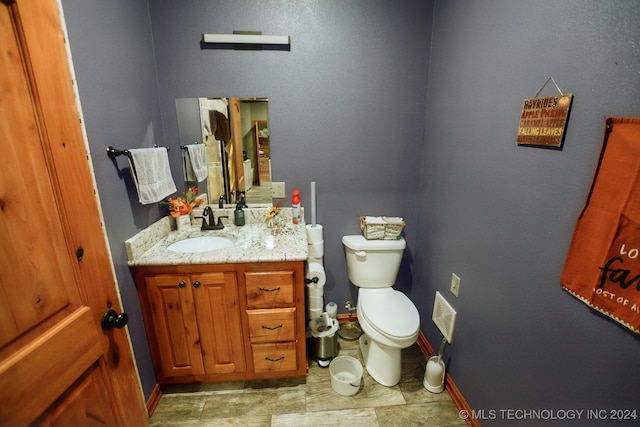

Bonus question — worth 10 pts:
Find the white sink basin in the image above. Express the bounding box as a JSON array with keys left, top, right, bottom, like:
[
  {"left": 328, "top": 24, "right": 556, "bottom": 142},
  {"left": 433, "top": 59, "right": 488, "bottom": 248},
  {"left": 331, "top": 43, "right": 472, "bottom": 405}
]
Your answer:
[{"left": 167, "top": 236, "right": 236, "bottom": 253}]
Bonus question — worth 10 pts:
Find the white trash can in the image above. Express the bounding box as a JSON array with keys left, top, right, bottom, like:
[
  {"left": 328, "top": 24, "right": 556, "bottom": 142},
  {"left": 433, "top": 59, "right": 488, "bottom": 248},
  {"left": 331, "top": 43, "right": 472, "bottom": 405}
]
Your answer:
[{"left": 329, "top": 356, "right": 363, "bottom": 396}]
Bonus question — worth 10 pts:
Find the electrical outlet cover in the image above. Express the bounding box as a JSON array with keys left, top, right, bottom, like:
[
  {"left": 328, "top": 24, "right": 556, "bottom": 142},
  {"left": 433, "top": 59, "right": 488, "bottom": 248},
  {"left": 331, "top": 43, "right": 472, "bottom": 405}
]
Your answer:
[
  {"left": 450, "top": 273, "right": 460, "bottom": 297},
  {"left": 432, "top": 291, "right": 457, "bottom": 343}
]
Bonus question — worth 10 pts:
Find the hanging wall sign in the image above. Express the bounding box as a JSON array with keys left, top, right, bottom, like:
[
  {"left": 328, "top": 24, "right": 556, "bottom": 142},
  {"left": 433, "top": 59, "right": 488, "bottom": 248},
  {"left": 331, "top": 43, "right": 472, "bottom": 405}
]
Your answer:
[{"left": 517, "top": 77, "right": 573, "bottom": 149}]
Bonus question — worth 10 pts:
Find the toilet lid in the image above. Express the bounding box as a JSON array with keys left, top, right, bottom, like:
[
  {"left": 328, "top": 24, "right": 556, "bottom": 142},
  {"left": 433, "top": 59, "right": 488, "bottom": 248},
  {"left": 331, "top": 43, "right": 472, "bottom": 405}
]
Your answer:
[{"left": 360, "top": 288, "right": 420, "bottom": 338}]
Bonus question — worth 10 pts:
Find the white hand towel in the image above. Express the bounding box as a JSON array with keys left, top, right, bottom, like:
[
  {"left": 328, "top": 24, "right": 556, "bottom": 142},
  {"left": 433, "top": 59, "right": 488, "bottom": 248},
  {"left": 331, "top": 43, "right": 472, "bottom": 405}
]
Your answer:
[
  {"left": 128, "top": 148, "right": 177, "bottom": 204},
  {"left": 383, "top": 216, "right": 405, "bottom": 224},
  {"left": 182, "top": 149, "right": 196, "bottom": 182},
  {"left": 365, "top": 216, "right": 385, "bottom": 224},
  {"left": 186, "top": 144, "right": 208, "bottom": 182}
]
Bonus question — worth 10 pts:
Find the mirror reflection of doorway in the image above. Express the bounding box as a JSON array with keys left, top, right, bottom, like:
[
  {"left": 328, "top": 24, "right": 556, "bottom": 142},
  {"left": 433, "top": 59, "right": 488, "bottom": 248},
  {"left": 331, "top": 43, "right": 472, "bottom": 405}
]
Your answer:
[
  {"left": 245, "top": 182, "right": 272, "bottom": 204},
  {"left": 247, "top": 119, "right": 273, "bottom": 203},
  {"left": 206, "top": 98, "right": 272, "bottom": 204},
  {"left": 239, "top": 103, "right": 271, "bottom": 204}
]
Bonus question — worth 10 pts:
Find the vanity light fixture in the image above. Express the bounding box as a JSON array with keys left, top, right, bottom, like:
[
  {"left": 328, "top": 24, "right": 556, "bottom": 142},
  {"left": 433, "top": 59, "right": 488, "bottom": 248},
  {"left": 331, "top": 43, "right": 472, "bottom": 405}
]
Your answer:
[{"left": 201, "top": 32, "right": 291, "bottom": 50}]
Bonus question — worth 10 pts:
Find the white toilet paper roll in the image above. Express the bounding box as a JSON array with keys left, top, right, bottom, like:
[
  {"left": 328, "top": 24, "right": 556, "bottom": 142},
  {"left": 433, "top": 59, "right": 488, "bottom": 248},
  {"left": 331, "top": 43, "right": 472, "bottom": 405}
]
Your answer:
[
  {"left": 306, "top": 285, "right": 324, "bottom": 298},
  {"left": 306, "top": 224, "right": 324, "bottom": 243},
  {"left": 308, "top": 240, "right": 324, "bottom": 258},
  {"left": 307, "top": 308, "right": 322, "bottom": 319},
  {"left": 306, "top": 262, "right": 326, "bottom": 287},
  {"left": 307, "top": 256, "right": 323, "bottom": 265},
  {"left": 307, "top": 296, "right": 324, "bottom": 310}
]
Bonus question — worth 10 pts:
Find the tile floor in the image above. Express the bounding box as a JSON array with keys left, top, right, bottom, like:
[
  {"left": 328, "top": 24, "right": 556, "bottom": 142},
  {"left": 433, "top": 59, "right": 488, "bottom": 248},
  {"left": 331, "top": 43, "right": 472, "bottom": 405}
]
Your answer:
[{"left": 149, "top": 334, "right": 466, "bottom": 426}]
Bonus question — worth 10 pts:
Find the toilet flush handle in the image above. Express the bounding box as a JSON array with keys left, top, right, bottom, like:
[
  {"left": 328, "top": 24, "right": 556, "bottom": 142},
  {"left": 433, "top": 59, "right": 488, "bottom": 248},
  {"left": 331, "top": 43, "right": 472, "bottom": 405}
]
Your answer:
[{"left": 355, "top": 250, "right": 366, "bottom": 259}]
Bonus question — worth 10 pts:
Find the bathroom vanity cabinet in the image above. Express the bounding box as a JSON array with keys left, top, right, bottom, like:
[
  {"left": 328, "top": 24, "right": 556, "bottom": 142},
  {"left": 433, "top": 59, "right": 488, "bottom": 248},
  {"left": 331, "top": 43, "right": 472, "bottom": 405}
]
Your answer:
[{"left": 134, "top": 261, "right": 307, "bottom": 384}]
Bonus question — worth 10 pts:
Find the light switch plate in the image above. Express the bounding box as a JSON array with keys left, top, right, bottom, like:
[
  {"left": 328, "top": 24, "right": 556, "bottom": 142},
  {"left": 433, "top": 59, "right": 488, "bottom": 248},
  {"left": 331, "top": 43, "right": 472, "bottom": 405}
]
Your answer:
[{"left": 272, "top": 182, "right": 285, "bottom": 198}]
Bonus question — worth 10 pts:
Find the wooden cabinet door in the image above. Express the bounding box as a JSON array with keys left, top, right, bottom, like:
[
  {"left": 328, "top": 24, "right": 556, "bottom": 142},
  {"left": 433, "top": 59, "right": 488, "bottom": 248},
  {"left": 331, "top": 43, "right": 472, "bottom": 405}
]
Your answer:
[
  {"left": 245, "top": 271, "right": 295, "bottom": 308},
  {"left": 251, "top": 342, "right": 298, "bottom": 373},
  {"left": 247, "top": 308, "right": 297, "bottom": 343},
  {"left": 145, "top": 275, "right": 204, "bottom": 378},
  {"left": 0, "top": 1, "right": 146, "bottom": 425},
  {"left": 192, "top": 272, "right": 246, "bottom": 375}
]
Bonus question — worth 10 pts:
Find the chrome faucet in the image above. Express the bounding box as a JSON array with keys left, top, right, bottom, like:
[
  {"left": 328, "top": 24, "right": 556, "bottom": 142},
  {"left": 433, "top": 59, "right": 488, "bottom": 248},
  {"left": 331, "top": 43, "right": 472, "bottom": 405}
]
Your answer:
[{"left": 198, "top": 206, "right": 227, "bottom": 230}]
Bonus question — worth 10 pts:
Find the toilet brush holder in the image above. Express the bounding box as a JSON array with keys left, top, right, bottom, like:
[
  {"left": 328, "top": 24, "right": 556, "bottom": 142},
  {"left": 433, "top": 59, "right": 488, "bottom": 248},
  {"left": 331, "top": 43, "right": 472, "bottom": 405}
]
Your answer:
[{"left": 423, "top": 356, "right": 445, "bottom": 393}]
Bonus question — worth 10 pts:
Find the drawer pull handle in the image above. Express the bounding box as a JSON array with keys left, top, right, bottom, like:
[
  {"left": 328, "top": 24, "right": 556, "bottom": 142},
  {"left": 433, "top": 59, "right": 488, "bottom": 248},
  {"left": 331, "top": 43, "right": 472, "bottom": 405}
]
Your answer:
[
  {"left": 259, "top": 286, "right": 280, "bottom": 292},
  {"left": 262, "top": 324, "right": 283, "bottom": 330},
  {"left": 265, "top": 356, "right": 285, "bottom": 362}
]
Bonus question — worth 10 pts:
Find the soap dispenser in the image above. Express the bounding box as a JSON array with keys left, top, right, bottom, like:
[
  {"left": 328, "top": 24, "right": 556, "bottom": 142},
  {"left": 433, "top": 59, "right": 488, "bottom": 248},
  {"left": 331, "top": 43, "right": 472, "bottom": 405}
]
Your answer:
[{"left": 234, "top": 196, "right": 245, "bottom": 226}]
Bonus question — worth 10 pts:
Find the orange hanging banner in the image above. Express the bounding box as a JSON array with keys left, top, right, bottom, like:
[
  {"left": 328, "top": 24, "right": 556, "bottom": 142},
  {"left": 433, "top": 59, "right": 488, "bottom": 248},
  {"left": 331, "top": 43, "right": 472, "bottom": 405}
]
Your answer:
[{"left": 561, "top": 117, "right": 640, "bottom": 334}]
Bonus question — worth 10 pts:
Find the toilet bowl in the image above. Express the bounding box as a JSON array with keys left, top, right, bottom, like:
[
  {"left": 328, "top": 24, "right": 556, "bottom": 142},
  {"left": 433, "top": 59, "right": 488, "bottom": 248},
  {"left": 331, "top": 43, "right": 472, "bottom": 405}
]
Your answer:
[
  {"left": 342, "top": 235, "right": 420, "bottom": 387},
  {"left": 357, "top": 288, "right": 420, "bottom": 386}
]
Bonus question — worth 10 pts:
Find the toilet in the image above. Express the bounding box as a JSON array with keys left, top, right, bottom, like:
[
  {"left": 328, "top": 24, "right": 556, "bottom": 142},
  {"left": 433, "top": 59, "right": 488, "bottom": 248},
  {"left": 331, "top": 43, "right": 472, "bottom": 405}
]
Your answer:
[{"left": 342, "top": 235, "right": 420, "bottom": 387}]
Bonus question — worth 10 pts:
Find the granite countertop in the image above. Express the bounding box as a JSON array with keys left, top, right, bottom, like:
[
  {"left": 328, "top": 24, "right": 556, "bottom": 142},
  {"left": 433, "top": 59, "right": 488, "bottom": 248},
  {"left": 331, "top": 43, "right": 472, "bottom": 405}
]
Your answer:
[{"left": 125, "top": 207, "right": 308, "bottom": 266}]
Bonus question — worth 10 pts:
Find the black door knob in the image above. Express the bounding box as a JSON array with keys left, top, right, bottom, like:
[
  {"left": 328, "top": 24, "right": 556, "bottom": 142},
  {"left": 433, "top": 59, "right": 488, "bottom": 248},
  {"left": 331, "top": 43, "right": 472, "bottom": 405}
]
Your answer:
[{"left": 101, "top": 310, "right": 129, "bottom": 330}]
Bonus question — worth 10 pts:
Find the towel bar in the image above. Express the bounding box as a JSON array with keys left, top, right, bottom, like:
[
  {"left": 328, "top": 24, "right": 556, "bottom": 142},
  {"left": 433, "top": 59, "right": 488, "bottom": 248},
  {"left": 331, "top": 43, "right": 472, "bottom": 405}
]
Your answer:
[
  {"left": 180, "top": 142, "right": 204, "bottom": 150},
  {"left": 107, "top": 145, "right": 169, "bottom": 159}
]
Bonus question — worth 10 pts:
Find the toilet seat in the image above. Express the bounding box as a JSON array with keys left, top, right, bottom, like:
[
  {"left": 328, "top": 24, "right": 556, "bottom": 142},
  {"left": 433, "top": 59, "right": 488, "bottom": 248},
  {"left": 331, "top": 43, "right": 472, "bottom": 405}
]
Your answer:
[{"left": 359, "top": 288, "right": 419, "bottom": 339}]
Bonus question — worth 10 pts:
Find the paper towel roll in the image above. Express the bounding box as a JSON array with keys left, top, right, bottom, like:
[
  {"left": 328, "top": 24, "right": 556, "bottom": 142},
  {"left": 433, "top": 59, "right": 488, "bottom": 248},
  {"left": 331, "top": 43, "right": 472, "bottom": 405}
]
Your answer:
[
  {"left": 306, "top": 224, "right": 324, "bottom": 243},
  {"left": 308, "top": 240, "right": 324, "bottom": 258},
  {"left": 306, "top": 262, "right": 326, "bottom": 287}
]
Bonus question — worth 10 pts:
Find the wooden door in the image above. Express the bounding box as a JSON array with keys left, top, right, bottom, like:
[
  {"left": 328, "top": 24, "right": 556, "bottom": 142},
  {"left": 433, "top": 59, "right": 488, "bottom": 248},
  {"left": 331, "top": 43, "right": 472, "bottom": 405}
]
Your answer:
[
  {"left": 144, "top": 274, "right": 204, "bottom": 379},
  {"left": 228, "top": 98, "right": 244, "bottom": 195},
  {"left": 0, "top": 1, "right": 147, "bottom": 425},
  {"left": 192, "top": 272, "right": 245, "bottom": 375}
]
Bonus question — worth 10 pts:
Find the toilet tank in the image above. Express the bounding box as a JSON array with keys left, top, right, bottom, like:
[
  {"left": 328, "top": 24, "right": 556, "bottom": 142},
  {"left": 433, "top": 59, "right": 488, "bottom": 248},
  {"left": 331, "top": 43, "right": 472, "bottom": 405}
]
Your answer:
[{"left": 342, "top": 235, "right": 405, "bottom": 288}]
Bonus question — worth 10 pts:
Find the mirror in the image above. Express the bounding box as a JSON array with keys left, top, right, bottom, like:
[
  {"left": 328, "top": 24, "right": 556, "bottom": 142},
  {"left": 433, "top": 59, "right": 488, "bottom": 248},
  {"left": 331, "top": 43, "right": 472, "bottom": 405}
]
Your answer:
[{"left": 176, "top": 97, "right": 273, "bottom": 204}]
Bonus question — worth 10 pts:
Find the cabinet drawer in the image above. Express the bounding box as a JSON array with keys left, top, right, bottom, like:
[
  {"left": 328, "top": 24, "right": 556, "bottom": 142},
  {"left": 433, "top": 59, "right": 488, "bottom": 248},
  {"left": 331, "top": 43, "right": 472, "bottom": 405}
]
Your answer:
[
  {"left": 251, "top": 342, "right": 297, "bottom": 373},
  {"left": 245, "top": 271, "right": 294, "bottom": 307},
  {"left": 247, "top": 308, "right": 296, "bottom": 343}
]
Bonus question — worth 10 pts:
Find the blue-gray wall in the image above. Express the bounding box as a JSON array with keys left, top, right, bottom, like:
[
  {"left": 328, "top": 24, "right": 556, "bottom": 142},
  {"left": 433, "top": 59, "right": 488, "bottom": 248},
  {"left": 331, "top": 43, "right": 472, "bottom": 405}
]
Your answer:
[
  {"left": 61, "top": 0, "right": 162, "bottom": 398},
  {"left": 61, "top": 0, "right": 640, "bottom": 423},
  {"left": 148, "top": 0, "right": 430, "bottom": 326},
  {"left": 418, "top": 1, "right": 640, "bottom": 424}
]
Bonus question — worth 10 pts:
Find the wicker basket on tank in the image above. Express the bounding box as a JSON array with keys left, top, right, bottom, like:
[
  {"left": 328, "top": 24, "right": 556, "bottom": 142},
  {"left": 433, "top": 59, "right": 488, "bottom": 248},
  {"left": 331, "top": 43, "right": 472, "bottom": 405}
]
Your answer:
[{"left": 360, "top": 216, "right": 406, "bottom": 240}]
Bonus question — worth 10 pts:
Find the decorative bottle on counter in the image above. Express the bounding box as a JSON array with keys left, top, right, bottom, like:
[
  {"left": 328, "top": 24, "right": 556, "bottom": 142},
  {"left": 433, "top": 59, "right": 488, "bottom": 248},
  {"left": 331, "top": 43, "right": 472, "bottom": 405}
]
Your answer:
[
  {"left": 234, "top": 196, "right": 246, "bottom": 226},
  {"left": 292, "top": 189, "right": 301, "bottom": 224}
]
